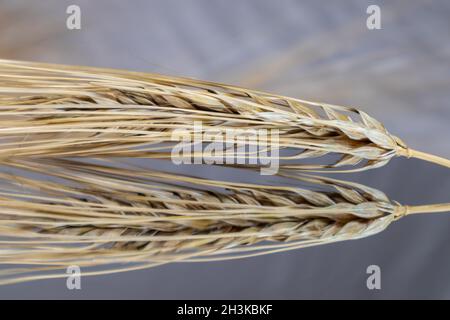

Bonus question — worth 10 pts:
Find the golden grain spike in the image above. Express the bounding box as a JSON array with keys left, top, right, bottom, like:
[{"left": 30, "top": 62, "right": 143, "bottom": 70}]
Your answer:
[{"left": 0, "top": 59, "right": 448, "bottom": 171}]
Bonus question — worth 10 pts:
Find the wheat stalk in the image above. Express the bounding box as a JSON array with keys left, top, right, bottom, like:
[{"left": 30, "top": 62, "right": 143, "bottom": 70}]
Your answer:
[
  {"left": 0, "top": 59, "right": 449, "bottom": 172},
  {"left": 0, "top": 158, "right": 447, "bottom": 285}
]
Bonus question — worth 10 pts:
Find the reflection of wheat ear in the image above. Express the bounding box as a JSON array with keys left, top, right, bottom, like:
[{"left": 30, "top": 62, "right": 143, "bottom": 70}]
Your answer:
[
  {"left": 0, "top": 158, "right": 448, "bottom": 285},
  {"left": 0, "top": 59, "right": 449, "bottom": 172}
]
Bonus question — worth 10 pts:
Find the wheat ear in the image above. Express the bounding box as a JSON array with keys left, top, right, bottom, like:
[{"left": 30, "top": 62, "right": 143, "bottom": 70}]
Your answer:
[
  {"left": 0, "top": 59, "right": 448, "bottom": 172},
  {"left": 0, "top": 158, "right": 447, "bottom": 285}
]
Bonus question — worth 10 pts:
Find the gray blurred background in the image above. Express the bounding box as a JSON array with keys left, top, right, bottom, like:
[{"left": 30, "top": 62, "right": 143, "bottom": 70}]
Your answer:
[{"left": 0, "top": 0, "right": 449, "bottom": 299}]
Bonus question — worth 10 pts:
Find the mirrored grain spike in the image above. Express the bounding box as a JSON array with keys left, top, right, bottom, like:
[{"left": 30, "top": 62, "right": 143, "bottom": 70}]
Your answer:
[{"left": 0, "top": 158, "right": 448, "bottom": 285}]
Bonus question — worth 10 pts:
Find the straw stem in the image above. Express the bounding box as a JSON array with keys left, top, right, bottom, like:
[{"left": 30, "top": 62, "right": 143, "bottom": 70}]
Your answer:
[
  {"left": 402, "top": 148, "right": 450, "bottom": 169},
  {"left": 406, "top": 203, "right": 450, "bottom": 216}
]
